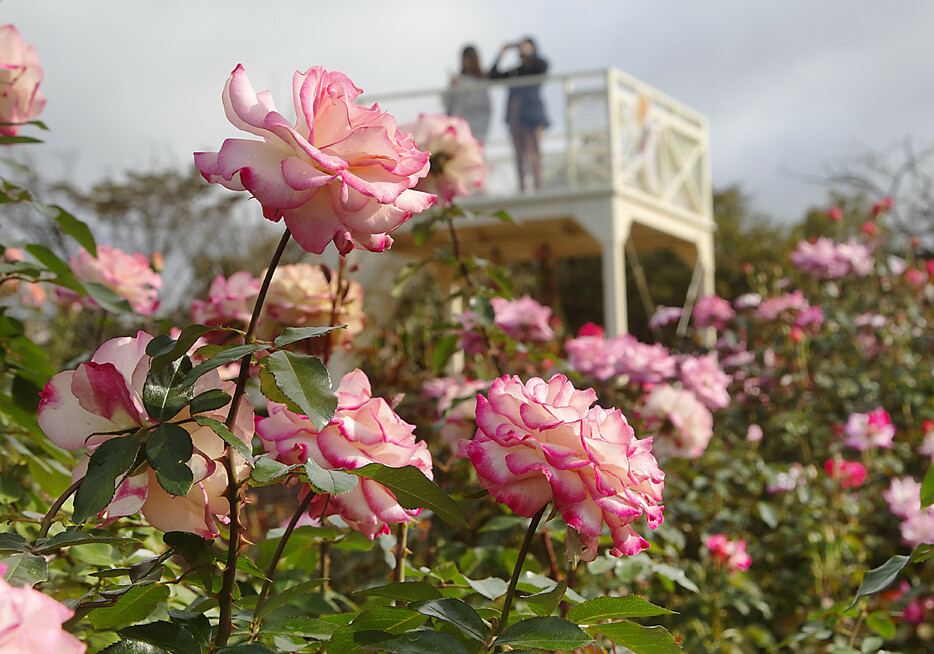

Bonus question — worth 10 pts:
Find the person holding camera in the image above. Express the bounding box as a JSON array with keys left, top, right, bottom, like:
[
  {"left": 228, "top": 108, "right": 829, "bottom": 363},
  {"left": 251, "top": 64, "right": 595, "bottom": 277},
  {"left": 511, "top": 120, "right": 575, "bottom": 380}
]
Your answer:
[{"left": 489, "top": 37, "right": 549, "bottom": 192}]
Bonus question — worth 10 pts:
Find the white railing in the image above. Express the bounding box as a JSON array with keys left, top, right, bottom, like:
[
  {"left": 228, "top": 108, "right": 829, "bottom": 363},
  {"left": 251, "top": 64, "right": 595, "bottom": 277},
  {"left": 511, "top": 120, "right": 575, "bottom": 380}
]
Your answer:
[{"left": 364, "top": 67, "right": 711, "bottom": 221}]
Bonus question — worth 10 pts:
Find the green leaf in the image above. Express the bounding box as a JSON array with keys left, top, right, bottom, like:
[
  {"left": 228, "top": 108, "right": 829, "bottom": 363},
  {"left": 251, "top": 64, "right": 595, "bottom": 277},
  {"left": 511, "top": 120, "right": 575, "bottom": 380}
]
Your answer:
[
  {"left": 356, "top": 581, "right": 443, "bottom": 603},
  {"left": 34, "top": 529, "right": 141, "bottom": 553},
  {"left": 274, "top": 325, "right": 348, "bottom": 348},
  {"left": 328, "top": 606, "right": 425, "bottom": 653},
  {"left": 652, "top": 562, "right": 700, "bottom": 594},
  {"left": 383, "top": 630, "right": 470, "bottom": 654},
  {"left": 586, "top": 621, "right": 682, "bottom": 653},
  {"left": 0, "top": 532, "right": 29, "bottom": 553},
  {"left": 163, "top": 532, "right": 216, "bottom": 590},
  {"left": 146, "top": 423, "right": 193, "bottom": 468},
  {"left": 89, "top": 584, "right": 170, "bottom": 629},
  {"left": 525, "top": 581, "right": 567, "bottom": 617},
  {"left": 466, "top": 576, "right": 508, "bottom": 600},
  {"left": 468, "top": 295, "right": 495, "bottom": 328},
  {"left": 492, "top": 209, "right": 515, "bottom": 223},
  {"left": 259, "top": 366, "right": 304, "bottom": 413},
  {"left": 0, "top": 135, "right": 42, "bottom": 145},
  {"left": 84, "top": 281, "right": 134, "bottom": 314},
  {"left": 303, "top": 458, "right": 358, "bottom": 495},
  {"left": 168, "top": 609, "right": 212, "bottom": 646},
  {"left": 866, "top": 611, "right": 896, "bottom": 640},
  {"left": 146, "top": 423, "right": 195, "bottom": 497},
  {"left": 183, "top": 343, "right": 266, "bottom": 387},
  {"left": 53, "top": 207, "right": 97, "bottom": 256},
  {"left": 100, "top": 642, "right": 169, "bottom": 654},
  {"left": 24, "top": 243, "right": 83, "bottom": 293},
  {"left": 72, "top": 432, "right": 143, "bottom": 523},
  {"left": 493, "top": 617, "right": 592, "bottom": 651},
  {"left": 251, "top": 456, "right": 301, "bottom": 485},
  {"left": 757, "top": 501, "right": 779, "bottom": 528},
  {"left": 255, "top": 578, "right": 328, "bottom": 620},
  {"left": 412, "top": 216, "right": 437, "bottom": 246},
  {"left": 188, "top": 388, "right": 231, "bottom": 414},
  {"left": 235, "top": 553, "right": 270, "bottom": 582},
  {"left": 849, "top": 555, "right": 911, "bottom": 609},
  {"left": 118, "top": 622, "right": 200, "bottom": 654},
  {"left": 214, "top": 646, "right": 279, "bottom": 654},
  {"left": 0, "top": 552, "right": 47, "bottom": 587},
  {"left": 265, "top": 350, "right": 337, "bottom": 431},
  {"left": 260, "top": 616, "right": 338, "bottom": 639},
  {"left": 431, "top": 334, "right": 460, "bottom": 376},
  {"left": 350, "top": 463, "right": 468, "bottom": 528},
  {"left": 568, "top": 595, "right": 675, "bottom": 623},
  {"left": 411, "top": 598, "right": 487, "bottom": 641},
  {"left": 193, "top": 416, "right": 253, "bottom": 465},
  {"left": 921, "top": 462, "right": 934, "bottom": 509},
  {"left": 143, "top": 357, "right": 194, "bottom": 421},
  {"left": 148, "top": 325, "right": 221, "bottom": 373}
]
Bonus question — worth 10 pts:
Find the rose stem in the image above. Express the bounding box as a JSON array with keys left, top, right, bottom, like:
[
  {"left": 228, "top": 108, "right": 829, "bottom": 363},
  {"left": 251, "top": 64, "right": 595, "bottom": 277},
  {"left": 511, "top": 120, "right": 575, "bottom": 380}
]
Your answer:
[
  {"left": 496, "top": 503, "right": 548, "bottom": 635},
  {"left": 322, "top": 256, "right": 346, "bottom": 367},
  {"left": 393, "top": 523, "right": 409, "bottom": 584},
  {"left": 36, "top": 478, "right": 82, "bottom": 539},
  {"left": 251, "top": 487, "right": 317, "bottom": 631},
  {"left": 216, "top": 227, "right": 291, "bottom": 647}
]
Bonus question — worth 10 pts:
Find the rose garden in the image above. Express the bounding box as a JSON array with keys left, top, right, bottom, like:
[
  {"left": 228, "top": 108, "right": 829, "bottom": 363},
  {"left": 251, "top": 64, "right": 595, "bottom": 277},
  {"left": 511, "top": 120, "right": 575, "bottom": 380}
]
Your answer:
[{"left": 1, "top": 23, "right": 934, "bottom": 654}]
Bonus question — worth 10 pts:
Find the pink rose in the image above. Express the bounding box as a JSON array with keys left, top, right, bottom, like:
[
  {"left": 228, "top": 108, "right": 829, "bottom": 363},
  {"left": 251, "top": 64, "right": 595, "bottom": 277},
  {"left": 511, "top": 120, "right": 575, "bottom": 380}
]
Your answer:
[
  {"left": 37, "top": 332, "right": 254, "bottom": 538},
  {"left": 0, "top": 26, "right": 46, "bottom": 137},
  {"left": 705, "top": 534, "right": 751, "bottom": 572},
  {"left": 692, "top": 295, "right": 735, "bottom": 330},
  {"left": 823, "top": 458, "right": 866, "bottom": 489},
  {"left": 437, "top": 397, "right": 479, "bottom": 456},
  {"left": 884, "top": 477, "right": 922, "bottom": 519},
  {"left": 256, "top": 369, "right": 433, "bottom": 539},
  {"left": 192, "top": 270, "right": 261, "bottom": 327},
  {"left": 459, "top": 374, "right": 665, "bottom": 560},
  {"left": 56, "top": 245, "right": 162, "bottom": 316},
  {"left": 565, "top": 333, "right": 618, "bottom": 381},
  {"left": 257, "top": 263, "right": 364, "bottom": 347},
  {"left": 900, "top": 509, "right": 934, "bottom": 548},
  {"left": 678, "top": 354, "right": 731, "bottom": 411},
  {"left": 422, "top": 376, "right": 490, "bottom": 417},
  {"left": 647, "top": 306, "right": 683, "bottom": 329},
  {"left": 826, "top": 206, "right": 843, "bottom": 222},
  {"left": 401, "top": 113, "right": 485, "bottom": 206},
  {"left": 614, "top": 336, "right": 677, "bottom": 385},
  {"left": 639, "top": 384, "right": 713, "bottom": 459},
  {"left": 843, "top": 407, "right": 895, "bottom": 451},
  {"left": 459, "top": 295, "right": 555, "bottom": 355},
  {"left": 0, "top": 565, "right": 85, "bottom": 654},
  {"left": 194, "top": 65, "right": 435, "bottom": 255}
]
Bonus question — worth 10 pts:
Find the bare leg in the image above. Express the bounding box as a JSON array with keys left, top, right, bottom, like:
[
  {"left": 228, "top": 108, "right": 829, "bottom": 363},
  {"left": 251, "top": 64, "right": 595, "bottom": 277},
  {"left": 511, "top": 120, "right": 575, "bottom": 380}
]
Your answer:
[
  {"left": 507, "top": 97, "right": 525, "bottom": 191},
  {"left": 527, "top": 126, "right": 544, "bottom": 190}
]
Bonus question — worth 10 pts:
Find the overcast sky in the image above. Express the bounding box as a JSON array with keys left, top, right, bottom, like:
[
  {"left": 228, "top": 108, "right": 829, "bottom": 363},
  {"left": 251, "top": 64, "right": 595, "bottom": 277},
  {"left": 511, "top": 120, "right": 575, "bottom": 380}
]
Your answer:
[{"left": 5, "top": 0, "right": 933, "bottom": 222}]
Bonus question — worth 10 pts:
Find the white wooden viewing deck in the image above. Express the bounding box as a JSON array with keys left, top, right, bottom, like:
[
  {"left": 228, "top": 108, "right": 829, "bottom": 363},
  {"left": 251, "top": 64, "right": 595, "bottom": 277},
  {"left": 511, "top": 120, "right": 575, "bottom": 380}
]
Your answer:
[{"left": 358, "top": 68, "right": 715, "bottom": 336}]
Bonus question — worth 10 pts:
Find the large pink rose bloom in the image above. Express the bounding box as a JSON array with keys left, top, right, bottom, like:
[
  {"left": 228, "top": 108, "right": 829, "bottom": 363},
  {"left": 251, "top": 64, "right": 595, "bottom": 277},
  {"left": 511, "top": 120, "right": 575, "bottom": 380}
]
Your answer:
[
  {"left": 57, "top": 245, "right": 162, "bottom": 316},
  {"left": 459, "top": 374, "right": 665, "bottom": 560},
  {"left": 0, "top": 25, "right": 46, "bottom": 137},
  {"left": 639, "top": 384, "right": 713, "bottom": 459},
  {"left": 0, "top": 565, "right": 85, "bottom": 654},
  {"left": 401, "top": 113, "right": 485, "bottom": 206},
  {"left": 37, "top": 332, "right": 254, "bottom": 538},
  {"left": 195, "top": 65, "right": 436, "bottom": 255},
  {"left": 256, "top": 369, "right": 433, "bottom": 539}
]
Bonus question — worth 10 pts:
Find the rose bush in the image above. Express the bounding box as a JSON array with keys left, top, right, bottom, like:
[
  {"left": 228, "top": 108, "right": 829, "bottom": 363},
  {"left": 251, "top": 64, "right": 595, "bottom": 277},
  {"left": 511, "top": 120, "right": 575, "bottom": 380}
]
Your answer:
[{"left": 194, "top": 65, "right": 436, "bottom": 255}]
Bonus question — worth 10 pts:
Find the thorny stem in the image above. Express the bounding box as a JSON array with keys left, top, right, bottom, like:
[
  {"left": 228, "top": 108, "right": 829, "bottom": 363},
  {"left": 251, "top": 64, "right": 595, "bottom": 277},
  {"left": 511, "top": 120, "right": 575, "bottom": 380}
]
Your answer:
[
  {"left": 496, "top": 503, "right": 548, "bottom": 635},
  {"left": 37, "top": 478, "right": 82, "bottom": 539},
  {"left": 216, "top": 227, "right": 291, "bottom": 648},
  {"left": 251, "top": 488, "right": 317, "bottom": 631}
]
